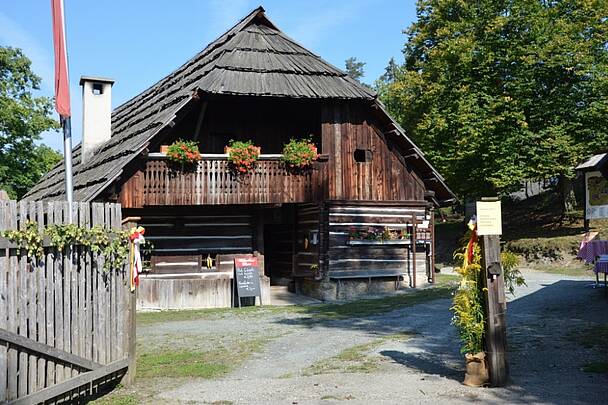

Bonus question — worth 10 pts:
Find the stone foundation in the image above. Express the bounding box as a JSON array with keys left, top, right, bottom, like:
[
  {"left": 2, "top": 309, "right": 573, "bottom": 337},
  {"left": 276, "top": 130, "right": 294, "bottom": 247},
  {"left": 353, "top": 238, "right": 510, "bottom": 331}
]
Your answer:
[{"left": 296, "top": 277, "right": 409, "bottom": 301}]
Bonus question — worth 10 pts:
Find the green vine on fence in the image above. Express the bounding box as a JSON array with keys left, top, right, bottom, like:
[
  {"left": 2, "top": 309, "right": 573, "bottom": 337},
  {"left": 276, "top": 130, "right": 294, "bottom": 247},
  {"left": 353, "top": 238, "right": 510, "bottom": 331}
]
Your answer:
[
  {"left": 2, "top": 221, "right": 44, "bottom": 258},
  {"left": 1, "top": 220, "right": 130, "bottom": 272}
]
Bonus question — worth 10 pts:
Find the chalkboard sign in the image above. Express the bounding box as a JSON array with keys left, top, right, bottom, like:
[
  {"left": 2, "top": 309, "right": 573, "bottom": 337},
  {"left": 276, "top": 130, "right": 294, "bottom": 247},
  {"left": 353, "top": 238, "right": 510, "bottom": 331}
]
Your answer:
[{"left": 234, "top": 255, "right": 262, "bottom": 307}]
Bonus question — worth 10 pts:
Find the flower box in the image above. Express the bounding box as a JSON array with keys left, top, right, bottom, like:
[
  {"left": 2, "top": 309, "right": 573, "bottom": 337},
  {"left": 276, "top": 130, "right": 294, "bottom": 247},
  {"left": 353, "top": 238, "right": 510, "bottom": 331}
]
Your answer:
[
  {"left": 348, "top": 239, "right": 411, "bottom": 246},
  {"left": 225, "top": 140, "right": 261, "bottom": 174},
  {"left": 225, "top": 146, "right": 261, "bottom": 155},
  {"left": 282, "top": 138, "right": 319, "bottom": 170},
  {"left": 166, "top": 140, "right": 200, "bottom": 165}
]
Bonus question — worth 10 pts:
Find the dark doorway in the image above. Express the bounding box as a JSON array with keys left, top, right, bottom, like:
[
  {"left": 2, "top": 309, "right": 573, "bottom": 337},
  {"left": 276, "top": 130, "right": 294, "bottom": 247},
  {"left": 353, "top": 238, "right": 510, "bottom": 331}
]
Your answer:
[{"left": 263, "top": 224, "right": 294, "bottom": 286}]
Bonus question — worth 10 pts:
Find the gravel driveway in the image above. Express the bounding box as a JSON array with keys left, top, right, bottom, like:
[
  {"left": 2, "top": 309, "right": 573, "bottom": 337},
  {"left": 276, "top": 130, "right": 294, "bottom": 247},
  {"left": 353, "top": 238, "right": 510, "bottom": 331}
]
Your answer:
[{"left": 136, "top": 270, "right": 607, "bottom": 404}]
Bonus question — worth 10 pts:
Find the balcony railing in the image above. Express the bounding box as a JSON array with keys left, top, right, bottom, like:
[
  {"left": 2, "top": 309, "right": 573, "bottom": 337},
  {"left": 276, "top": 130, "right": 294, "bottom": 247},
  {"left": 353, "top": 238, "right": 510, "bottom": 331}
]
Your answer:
[{"left": 119, "top": 154, "right": 328, "bottom": 207}]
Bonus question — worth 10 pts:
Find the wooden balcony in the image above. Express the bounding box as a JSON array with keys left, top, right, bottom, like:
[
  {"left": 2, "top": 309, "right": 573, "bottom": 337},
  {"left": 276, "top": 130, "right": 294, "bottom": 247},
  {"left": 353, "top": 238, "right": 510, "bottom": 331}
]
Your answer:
[{"left": 119, "top": 154, "right": 328, "bottom": 208}]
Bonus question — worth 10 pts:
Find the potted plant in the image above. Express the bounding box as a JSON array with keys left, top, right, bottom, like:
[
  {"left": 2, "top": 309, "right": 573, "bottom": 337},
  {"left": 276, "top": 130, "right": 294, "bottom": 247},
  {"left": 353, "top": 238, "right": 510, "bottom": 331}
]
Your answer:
[
  {"left": 226, "top": 140, "right": 260, "bottom": 174},
  {"left": 166, "top": 140, "right": 200, "bottom": 169},
  {"left": 451, "top": 223, "right": 489, "bottom": 387},
  {"left": 310, "top": 264, "right": 322, "bottom": 281},
  {"left": 282, "top": 137, "right": 319, "bottom": 170}
]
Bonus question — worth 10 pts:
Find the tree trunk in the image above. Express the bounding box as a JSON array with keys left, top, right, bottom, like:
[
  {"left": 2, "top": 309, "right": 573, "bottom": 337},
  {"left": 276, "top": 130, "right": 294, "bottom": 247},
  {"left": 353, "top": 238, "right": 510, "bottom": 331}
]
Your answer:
[{"left": 560, "top": 175, "right": 577, "bottom": 216}]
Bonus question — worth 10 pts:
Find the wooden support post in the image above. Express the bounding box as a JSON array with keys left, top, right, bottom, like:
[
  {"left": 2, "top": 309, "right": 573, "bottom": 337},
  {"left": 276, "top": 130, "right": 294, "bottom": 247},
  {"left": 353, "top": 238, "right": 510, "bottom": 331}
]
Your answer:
[
  {"left": 430, "top": 208, "right": 436, "bottom": 284},
  {"left": 411, "top": 213, "right": 417, "bottom": 288},
  {"left": 121, "top": 217, "right": 140, "bottom": 386},
  {"left": 583, "top": 172, "right": 590, "bottom": 232},
  {"left": 481, "top": 234, "right": 508, "bottom": 387}
]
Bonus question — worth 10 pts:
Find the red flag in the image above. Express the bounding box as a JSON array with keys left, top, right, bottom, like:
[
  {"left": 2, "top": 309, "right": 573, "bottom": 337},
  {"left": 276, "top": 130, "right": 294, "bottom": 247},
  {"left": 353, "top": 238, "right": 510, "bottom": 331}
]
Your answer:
[{"left": 51, "top": 0, "right": 71, "bottom": 117}]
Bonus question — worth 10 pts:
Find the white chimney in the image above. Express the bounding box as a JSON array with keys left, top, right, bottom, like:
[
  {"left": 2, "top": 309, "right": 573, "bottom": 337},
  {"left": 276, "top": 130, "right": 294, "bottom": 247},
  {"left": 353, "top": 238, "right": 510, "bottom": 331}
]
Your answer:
[{"left": 80, "top": 76, "right": 114, "bottom": 163}]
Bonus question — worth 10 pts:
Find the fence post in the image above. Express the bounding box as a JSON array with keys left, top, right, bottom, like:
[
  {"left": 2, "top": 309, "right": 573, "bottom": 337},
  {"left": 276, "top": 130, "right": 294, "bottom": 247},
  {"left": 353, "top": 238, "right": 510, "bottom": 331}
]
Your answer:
[
  {"left": 481, "top": 234, "right": 508, "bottom": 386},
  {"left": 121, "top": 216, "right": 140, "bottom": 386}
]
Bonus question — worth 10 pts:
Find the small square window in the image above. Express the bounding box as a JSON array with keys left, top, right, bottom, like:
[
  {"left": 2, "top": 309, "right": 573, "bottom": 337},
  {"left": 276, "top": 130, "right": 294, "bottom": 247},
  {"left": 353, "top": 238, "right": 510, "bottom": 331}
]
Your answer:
[
  {"left": 92, "top": 83, "right": 104, "bottom": 95},
  {"left": 354, "top": 149, "right": 372, "bottom": 163}
]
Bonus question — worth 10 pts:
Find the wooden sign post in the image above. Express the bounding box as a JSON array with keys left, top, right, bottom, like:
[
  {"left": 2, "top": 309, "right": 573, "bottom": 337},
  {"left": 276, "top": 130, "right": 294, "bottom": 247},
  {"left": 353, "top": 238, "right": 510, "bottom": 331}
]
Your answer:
[
  {"left": 477, "top": 199, "right": 508, "bottom": 387},
  {"left": 234, "top": 255, "right": 262, "bottom": 308}
]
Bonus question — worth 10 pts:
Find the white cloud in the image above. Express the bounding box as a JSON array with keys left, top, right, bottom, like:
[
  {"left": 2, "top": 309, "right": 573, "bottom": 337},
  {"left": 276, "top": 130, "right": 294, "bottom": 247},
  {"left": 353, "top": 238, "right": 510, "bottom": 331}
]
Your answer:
[{"left": 0, "top": 12, "right": 54, "bottom": 94}]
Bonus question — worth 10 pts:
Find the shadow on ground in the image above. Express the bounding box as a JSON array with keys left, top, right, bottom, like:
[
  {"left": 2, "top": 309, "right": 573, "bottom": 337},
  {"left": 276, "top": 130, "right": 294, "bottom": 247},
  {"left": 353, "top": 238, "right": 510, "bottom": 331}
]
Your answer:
[{"left": 275, "top": 277, "right": 608, "bottom": 404}]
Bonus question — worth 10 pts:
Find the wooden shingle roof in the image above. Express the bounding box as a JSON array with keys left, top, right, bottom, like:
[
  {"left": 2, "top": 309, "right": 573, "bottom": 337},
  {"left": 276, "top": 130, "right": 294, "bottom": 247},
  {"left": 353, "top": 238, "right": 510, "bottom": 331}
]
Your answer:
[
  {"left": 24, "top": 7, "right": 375, "bottom": 202},
  {"left": 24, "top": 6, "right": 454, "bottom": 204}
]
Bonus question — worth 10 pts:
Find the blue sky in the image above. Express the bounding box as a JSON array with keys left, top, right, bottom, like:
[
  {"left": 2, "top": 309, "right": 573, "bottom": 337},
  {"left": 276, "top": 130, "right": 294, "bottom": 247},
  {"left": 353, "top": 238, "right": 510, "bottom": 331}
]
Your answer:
[{"left": 0, "top": 0, "right": 418, "bottom": 151}]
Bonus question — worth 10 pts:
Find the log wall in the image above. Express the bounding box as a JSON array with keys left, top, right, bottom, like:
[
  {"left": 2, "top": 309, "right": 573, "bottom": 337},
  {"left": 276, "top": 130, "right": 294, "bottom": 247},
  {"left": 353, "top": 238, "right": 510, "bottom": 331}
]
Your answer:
[
  {"left": 293, "top": 204, "right": 321, "bottom": 278},
  {"left": 324, "top": 201, "right": 432, "bottom": 285},
  {"left": 321, "top": 101, "right": 426, "bottom": 202},
  {"left": 131, "top": 206, "right": 255, "bottom": 271}
]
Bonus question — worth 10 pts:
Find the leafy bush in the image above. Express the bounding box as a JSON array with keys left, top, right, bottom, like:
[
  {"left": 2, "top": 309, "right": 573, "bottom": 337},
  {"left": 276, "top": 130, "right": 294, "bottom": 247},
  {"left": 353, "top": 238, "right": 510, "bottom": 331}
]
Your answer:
[
  {"left": 226, "top": 140, "right": 259, "bottom": 174},
  {"left": 451, "top": 235, "right": 526, "bottom": 354},
  {"left": 282, "top": 137, "right": 319, "bottom": 169},
  {"left": 501, "top": 251, "right": 526, "bottom": 295},
  {"left": 166, "top": 140, "right": 200, "bottom": 165},
  {"left": 451, "top": 240, "right": 485, "bottom": 354}
]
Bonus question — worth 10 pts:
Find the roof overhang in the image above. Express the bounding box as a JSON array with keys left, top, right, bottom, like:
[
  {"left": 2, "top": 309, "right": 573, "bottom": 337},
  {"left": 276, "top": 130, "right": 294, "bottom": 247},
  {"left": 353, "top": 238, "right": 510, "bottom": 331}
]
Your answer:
[{"left": 576, "top": 153, "right": 608, "bottom": 175}]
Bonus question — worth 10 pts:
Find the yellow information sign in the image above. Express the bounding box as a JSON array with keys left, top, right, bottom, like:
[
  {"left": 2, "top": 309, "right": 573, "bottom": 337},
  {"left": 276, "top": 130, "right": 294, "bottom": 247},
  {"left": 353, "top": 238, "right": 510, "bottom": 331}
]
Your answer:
[{"left": 476, "top": 201, "right": 502, "bottom": 236}]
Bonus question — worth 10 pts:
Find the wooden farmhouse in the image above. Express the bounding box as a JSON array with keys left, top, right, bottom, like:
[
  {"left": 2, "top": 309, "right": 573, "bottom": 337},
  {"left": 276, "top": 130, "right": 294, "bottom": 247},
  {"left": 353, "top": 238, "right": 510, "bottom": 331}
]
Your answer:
[{"left": 25, "top": 7, "right": 455, "bottom": 303}]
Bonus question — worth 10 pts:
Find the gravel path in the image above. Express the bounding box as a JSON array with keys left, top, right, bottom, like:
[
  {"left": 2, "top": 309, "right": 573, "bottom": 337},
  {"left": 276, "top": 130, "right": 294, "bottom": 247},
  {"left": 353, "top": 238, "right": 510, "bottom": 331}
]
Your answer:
[{"left": 137, "top": 270, "right": 607, "bottom": 404}]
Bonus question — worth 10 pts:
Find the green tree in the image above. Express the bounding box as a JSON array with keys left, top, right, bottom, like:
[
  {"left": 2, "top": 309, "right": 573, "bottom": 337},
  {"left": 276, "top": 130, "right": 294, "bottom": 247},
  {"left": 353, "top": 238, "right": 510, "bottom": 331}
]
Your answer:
[
  {"left": 344, "top": 57, "right": 366, "bottom": 81},
  {"left": 380, "top": 0, "right": 608, "bottom": 199},
  {"left": 377, "top": 57, "right": 400, "bottom": 85},
  {"left": 0, "top": 46, "right": 60, "bottom": 199}
]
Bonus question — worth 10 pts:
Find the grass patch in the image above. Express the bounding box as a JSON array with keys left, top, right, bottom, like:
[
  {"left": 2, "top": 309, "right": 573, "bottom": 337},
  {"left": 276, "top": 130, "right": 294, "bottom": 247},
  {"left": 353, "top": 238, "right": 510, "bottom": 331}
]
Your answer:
[
  {"left": 304, "top": 342, "right": 380, "bottom": 375},
  {"left": 529, "top": 262, "right": 594, "bottom": 277},
  {"left": 138, "top": 284, "right": 455, "bottom": 326},
  {"left": 582, "top": 362, "right": 608, "bottom": 373},
  {"left": 90, "top": 392, "right": 138, "bottom": 405},
  {"left": 137, "top": 350, "right": 229, "bottom": 379},
  {"left": 303, "top": 332, "right": 414, "bottom": 376},
  {"left": 136, "top": 337, "right": 267, "bottom": 379},
  {"left": 307, "top": 286, "right": 453, "bottom": 320},
  {"left": 434, "top": 273, "right": 460, "bottom": 286},
  {"left": 136, "top": 305, "right": 288, "bottom": 325}
]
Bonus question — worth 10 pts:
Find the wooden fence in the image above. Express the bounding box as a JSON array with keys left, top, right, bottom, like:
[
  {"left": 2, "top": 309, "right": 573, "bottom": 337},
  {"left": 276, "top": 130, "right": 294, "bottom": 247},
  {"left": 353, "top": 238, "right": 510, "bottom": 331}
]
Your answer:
[{"left": 0, "top": 201, "right": 135, "bottom": 404}]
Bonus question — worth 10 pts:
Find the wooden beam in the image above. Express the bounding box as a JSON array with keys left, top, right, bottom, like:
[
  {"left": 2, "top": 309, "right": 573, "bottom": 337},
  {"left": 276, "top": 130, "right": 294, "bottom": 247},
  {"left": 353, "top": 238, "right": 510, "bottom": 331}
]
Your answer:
[
  {"left": 0, "top": 329, "right": 101, "bottom": 371},
  {"left": 193, "top": 100, "right": 208, "bottom": 141},
  {"left": 121, "top": 218, "right": 139, "bottom": 386},
  {"left": 384, "top": 129, "right": 399, "bottom": 136},
  {"left": 411, "top": 213, "right": 417, "bottom": 288},
  {"left": 7, "top": 358, "right": 128, "bottom": 405},
  {"left": 481, "top": 234, "right": 509, "bottom": 387}
]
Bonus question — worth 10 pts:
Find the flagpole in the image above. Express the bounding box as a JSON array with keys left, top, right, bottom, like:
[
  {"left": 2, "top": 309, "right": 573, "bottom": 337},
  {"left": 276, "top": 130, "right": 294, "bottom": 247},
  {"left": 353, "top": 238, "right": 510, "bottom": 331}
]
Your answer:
[
  {"left": 52, "top": 0, "right": 74, "bottom": 221},
  {"left": 62, "top": 116, "right": 74, "bottom": 209}
]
